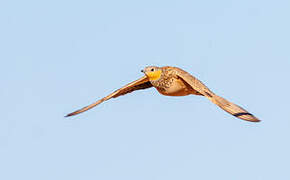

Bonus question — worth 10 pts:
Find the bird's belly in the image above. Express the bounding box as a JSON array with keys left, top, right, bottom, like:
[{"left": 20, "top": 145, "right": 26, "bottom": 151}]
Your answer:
[{"left": 156, "top": 80, "right": 191, "bottom": 96}]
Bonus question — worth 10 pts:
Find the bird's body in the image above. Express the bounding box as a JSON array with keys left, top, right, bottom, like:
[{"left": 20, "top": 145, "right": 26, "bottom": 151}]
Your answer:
[
  {"left": 149, "top": 67, "right": 199, "bottom": 96},
  {"left": 66, "top": 66, "right": 260, "bottom": 122}
]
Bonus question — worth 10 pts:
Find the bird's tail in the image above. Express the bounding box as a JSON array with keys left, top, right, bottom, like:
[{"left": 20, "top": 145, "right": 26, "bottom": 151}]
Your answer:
[{"left": 209, "top": 94, "right": 260, "bottom": 122}]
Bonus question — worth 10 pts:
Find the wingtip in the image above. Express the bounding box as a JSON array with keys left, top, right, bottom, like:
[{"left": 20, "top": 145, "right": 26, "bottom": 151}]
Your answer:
[
  {"left": 245, "top": 114, "right": 261, "bottom": 123},
  {"left": 250, "top": 119, "right": 261, "bottom": 123},
  {"left": 243, "top": 117, "right": 261, "bottom": 123},
  {"left": 64, "top": 113, "right": 73, "bottom": 117},
  {"left": 232, "top": 112, "right": 261, "bottom": 123},
  {"left": 253, "top": 118, "right": 261, "bottom": 122}
]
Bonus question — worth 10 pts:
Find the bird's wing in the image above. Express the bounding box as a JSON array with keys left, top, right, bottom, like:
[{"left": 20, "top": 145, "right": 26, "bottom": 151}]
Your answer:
[
  {"left": 65, "top": 76, "right": 152, "bottom": 117},
  {"left": 174, "top": 67, "right": 260, "bottom": 122}
]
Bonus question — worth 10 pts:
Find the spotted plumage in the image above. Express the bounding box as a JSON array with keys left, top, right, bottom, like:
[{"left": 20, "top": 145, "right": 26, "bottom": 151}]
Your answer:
[{"left": 66, "top": 66, "right": 260, "bottom": 122}]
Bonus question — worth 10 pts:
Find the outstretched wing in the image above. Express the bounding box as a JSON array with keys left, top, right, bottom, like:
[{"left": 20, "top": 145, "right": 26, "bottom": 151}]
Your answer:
[
  {"left": 174, "top": 67, "right": 260, "bottom": 122},
  {"left": 65, "top": 76, "right": 152, "bottom": 117}
]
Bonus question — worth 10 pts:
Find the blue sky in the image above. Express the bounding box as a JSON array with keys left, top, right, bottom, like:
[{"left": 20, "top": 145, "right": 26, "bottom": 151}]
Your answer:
[{"left": 1, "top": 0, "right": 290, "bottom": 179}]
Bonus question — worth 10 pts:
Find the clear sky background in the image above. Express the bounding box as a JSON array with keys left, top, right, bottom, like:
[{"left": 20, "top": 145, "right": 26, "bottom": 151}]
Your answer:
[{"left": 1, "top": 0, "right": 290, "bottom": 179}]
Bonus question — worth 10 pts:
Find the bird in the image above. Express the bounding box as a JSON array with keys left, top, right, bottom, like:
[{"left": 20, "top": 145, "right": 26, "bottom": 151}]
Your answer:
[{"left": 66, "top": 66, "right": 260, "bottom": 122}]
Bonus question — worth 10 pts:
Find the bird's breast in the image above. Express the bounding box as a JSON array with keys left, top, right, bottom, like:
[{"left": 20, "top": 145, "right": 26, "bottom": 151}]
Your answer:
[{"left": 155, "top": 78, "right": 192, "bottom": 96}]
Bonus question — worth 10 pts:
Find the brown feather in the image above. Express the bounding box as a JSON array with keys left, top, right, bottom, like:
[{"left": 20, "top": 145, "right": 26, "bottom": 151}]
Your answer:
[
  {"left": 65, "top": 76, "right": 152, "bottom": 117},
  {"left": 113, "top": 81, "right": 152, "bottom": 98},
  {"left": 174, "top": 67, "right": 260, "bottom": 122}
]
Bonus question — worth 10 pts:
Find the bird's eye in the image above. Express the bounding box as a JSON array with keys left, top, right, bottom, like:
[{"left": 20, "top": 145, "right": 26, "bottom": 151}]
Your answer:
[{"left": 151, "top": 68, "right": 154, "bottom": 72}]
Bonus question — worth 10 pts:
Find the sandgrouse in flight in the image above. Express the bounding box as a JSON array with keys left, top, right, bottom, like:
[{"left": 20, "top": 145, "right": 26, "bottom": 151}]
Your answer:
[{"left": 66, "top": 66, "right": 260, "bottom": 122}]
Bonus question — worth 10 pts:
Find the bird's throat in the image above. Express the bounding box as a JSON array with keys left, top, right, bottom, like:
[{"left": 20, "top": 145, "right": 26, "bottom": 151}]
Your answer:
[{"left": 146, "top": 70, "right": 162, "bottom": 81}]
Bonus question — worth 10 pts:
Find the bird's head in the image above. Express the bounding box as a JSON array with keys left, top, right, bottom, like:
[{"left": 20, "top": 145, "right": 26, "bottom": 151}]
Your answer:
[{"left": 141, "top": 66, "right": 162, "bottom": 81}]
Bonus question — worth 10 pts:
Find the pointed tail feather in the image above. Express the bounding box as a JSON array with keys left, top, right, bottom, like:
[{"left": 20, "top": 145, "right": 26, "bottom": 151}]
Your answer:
[{"left": 210, "top": 95, "right": 260, "bottom": 122}]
